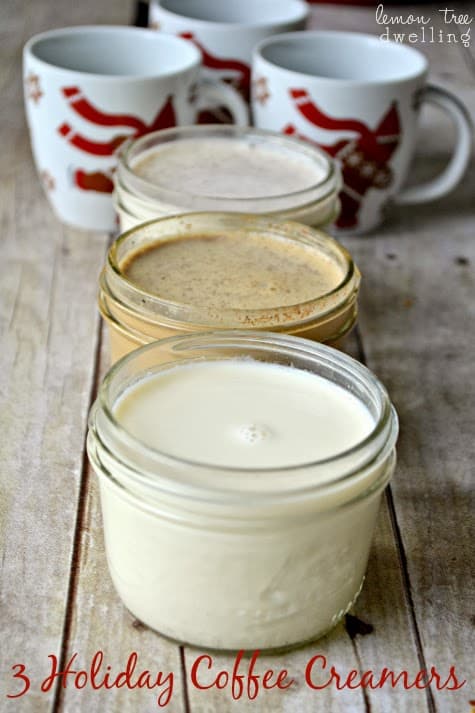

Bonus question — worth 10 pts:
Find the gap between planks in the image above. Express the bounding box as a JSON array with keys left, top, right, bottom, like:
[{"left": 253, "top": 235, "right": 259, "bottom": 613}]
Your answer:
[
  {"left": 351, "top": 326, "right": 436, "bottom": 713},
  {"left": 51, "top": 317, "right": 105, "bottom": 713},
  {"left": 365, "top": 271, "right": 440, "bottom": 713},
  {"left": 354, "top": 333, "right": 437, "bottom": 713}
]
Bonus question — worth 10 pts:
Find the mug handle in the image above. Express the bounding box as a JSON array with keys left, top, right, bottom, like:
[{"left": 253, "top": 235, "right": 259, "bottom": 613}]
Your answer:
[
  {"left": 194, "top": 78, "right": 249, "bottom": 126},
  {"left": 394, "top": 85, "right": 472, "bottom": 205}
]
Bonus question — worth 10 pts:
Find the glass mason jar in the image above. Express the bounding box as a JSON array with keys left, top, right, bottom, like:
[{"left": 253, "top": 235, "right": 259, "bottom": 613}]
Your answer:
[
  {"left": 114, "top": 125, "right": 341, "bottom": 231},
  {"left": 87, "top": 331, "right": 398, "bottom": 652},
  {"left": 99, "top": 212, "right": 361, "bottom": 363}
]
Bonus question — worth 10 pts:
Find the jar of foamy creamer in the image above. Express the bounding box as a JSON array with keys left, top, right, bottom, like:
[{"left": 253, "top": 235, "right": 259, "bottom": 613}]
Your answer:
[
  {"left": 99, "top": 213, "right": 360, "bottom": 363},
  {"left": 87, "top": 332, "right": 398, "bottom": 651},
  {"left": 114, "top": 126, "right": 341, "bottom": 230}
]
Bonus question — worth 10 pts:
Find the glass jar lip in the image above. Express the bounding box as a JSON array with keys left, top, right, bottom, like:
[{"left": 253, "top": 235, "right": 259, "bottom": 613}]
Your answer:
[
  {"left": 105, "top": 212, "right": 358, "bottom": 329},
  {"left": 91, "top": 331, "right": 398, "bottom": 493},
  {"left": 117, "top": 125, "right": 340, "bottom": 211}
]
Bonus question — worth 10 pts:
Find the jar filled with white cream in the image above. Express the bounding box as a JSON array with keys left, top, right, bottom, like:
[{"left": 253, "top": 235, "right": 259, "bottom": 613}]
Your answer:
[
  {"left": 114, "top": 125, "right": 341, "bottom": 231},
  {"left": 87, "top": 331, "right": 398, "bottom": 651}
]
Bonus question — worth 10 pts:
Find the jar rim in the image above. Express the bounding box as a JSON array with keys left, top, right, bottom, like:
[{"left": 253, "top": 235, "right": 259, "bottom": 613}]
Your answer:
[
  {"left": 89, "top": 331, "right": 398, "bottom": 502},
  {"left": 104, "top": 212, "right": 359, "bottom": 329},
  {"left": 117, "top": 125, "right": 340, "bottom": 213}
]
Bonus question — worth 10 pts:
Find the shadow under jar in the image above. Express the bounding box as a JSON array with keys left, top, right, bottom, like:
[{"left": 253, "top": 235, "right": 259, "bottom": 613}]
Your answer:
[
  {"left": 99, "top": 212, "right": 361, "bottom": 363},
  {"left": 114, "top": 125, "right": 342, "bottom": 231},
  {"left": 87, "top": 331, "right": 398, "bottom": 651}
]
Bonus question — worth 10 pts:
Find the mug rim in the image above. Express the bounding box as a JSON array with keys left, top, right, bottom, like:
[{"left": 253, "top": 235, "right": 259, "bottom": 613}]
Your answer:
[
  {"left": 153, "top": 0, "right": 309, "bottom": 30},
  {"left": 23, "top": 25, "right": 201, "bottom": 81},
  {"left": 254, "top": 30, "right": 429, "bottom": 86}
]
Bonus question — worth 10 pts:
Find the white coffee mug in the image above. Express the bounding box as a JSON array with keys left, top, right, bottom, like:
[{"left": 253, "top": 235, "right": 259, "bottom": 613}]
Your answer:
[
  {"left": 252, "top": 31, "right": 472, "bottom": 234},
  {"left": 149, "top": 0, "right": 309, "bottom": 120},
  {"left": 23, "top": 26, "right": 248, "bottom": 231}
]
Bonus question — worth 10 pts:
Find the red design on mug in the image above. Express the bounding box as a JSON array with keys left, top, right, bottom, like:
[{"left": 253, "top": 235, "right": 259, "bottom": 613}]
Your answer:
[
  {"left": 62, "top": 87, "right": 150, "bottom": 132},
  {"left": 73, "top": 169, "right": 114, "bottom": 194},
  {"left": 180, "top": 33, "right": 251, "bottom": 100},
  {"left": 57, "top": 87, "right": 177, "bottom": 192},
  {"left": 58, "top": 124, "right": 126, "bottom": 157},
  {"left": 286, "top": 89, "right": 401, "bottom": 229}
]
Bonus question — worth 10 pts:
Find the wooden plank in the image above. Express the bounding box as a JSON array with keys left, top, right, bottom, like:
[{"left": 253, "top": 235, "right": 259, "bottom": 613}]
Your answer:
[
  {"left": 330, "top": 10, "right": 475, "bottom": 712},
  {"left": 56, "top": 329, "right": 186, "bottom": 712},
  {"left": 349, "top": 176, "right": 475, "bottom": 713},
  {"left": 1, "top": 4, "right": 472, "bottom": 713},
  {"left": 0, "top": 1, "right": 132, "bottom": 711}
]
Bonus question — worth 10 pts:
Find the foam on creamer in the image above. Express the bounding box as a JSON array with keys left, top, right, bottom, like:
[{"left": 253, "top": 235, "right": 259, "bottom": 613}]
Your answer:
[
  {"left": 132, "top": 137, "right": 327, "bottom": 199},
  {"left": 114, "top": 359, "right": 374, "bottom": 469}
]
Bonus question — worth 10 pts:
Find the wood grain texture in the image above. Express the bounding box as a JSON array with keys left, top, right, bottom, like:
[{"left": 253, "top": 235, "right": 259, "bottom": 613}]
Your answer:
[
  {"left": 330, "top": 11, "right": 475, "bottom": 713},
  {"left": 0, "top": 1, "right": 132, "bottom": 711},
  {"left": 1, "top": 2, "right": 473, "bottom": 713},
  {"left": 348, "top": 173, "right": 475, "bottom": 713},
  {"left": 56, "top": 329, "right": 186, "bottom": 713}
]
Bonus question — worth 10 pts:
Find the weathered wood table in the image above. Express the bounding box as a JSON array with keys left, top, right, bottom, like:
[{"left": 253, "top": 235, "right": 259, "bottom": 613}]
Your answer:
[{"left": 1, "top": 2, "right": 474, "bottom": 711}]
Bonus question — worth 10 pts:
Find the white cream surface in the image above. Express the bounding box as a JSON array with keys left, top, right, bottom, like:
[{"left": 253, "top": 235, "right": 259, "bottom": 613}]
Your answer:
[
  {"left": 114, "top": 359, "right": 374, "bottom": 469},
  {"left": 132, "top": 137, "right": 326, "bottom": 199}
]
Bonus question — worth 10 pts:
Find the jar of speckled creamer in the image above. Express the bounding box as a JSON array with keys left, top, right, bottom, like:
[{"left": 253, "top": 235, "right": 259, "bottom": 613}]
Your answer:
[
  {"left": 114, "top": 125, "right": 341, "bottom": 231},
  {"left": 99, "top": 212, "right": 360, "bottom": 363}
]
